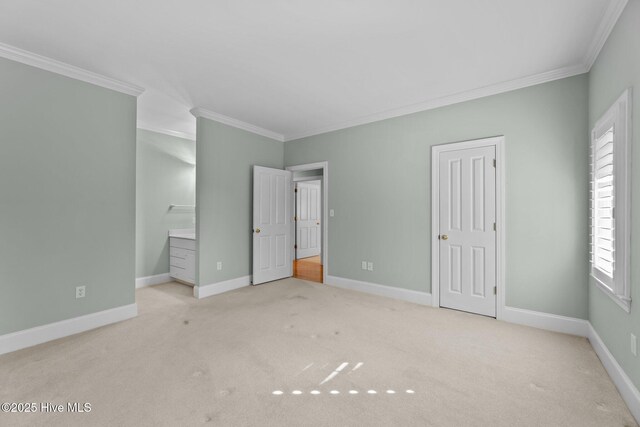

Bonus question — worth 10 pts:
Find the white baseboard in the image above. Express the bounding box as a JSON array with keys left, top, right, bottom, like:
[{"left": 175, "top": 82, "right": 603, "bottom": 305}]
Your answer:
[
  {"left": 501, "top": 306, "right": 589, "bottom": 337},
  {"left": 135, "top": 273, "right": 171, "bottom": 288},
  {"left": 0, "top": 303, "right": 138, "bottom": 356},
  {"left": 320, "top": 278, "right": 637, "bottom": 421},
  {"left": 498, "top": 307, "right": 639, "bottom": 423},
  {"left": 588, "top": 324, "right": 640, "bottom": 423},
  {"left": 325, "top": 275, "right": 432, "bottom": 306},
  {"left": 194, "top": 275, "right": 252, "bottom": 299}
]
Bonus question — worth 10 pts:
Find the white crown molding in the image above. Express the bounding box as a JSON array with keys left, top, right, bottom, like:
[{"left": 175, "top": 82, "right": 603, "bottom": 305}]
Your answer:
[
  {"left": 583, "top": 0, "right": 629, "bottom": 71},
  {"left": 0, "top": 303, "right": 137, "bottom": 355},
  {"left": 0, "top": 42, "right": 144, "bottom": 97},
  {"left": 190, "top": 107, "right": 284, "bottom": 142},
  {"left": 137, "top": 122, "right": 196, "bottom": 141},
  {"left": 1, "top": 1, "right": 624, "bottom": 143},
  {"left": 283, "top": 0, "right": 628, "bottom": 143},
  {"left": 284, "top": 63, "right": 588, "bottom": 141},
  {"left": 194, "top": 275, "right": 252, "bottom": 299}
]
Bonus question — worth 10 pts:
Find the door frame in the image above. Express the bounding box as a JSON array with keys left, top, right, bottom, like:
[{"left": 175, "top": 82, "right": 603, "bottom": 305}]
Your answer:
[
  {"left": 431, "top": 136, "right": 506, "bottom": 320},
  {"left": 286, "top": 161, "right": 328, "bottom": 284}
]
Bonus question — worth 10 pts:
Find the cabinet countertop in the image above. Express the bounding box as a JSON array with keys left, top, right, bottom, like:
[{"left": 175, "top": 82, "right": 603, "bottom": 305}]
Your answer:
[{"left": 169, "top": 229, "right": 196, "bottom": 241}]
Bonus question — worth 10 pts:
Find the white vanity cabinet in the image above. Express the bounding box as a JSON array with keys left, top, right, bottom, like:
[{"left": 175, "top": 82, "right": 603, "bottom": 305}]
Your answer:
[{"left": 169, "top": 230, "right": 196, "bottom": 285}]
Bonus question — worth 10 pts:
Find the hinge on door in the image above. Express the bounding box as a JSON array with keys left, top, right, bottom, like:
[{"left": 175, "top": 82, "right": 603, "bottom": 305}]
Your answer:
[
  {"left": 494, "top": 286, "right": 497, "bottom": 295},
  {"left": 493, "top": 159, "right": 496, "bottom": 168},
  {"left": 493, "top": 222, "right": 496, "bottom": 231}
]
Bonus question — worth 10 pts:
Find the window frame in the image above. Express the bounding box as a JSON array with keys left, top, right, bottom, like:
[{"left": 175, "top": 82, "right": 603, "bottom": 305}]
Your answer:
[{"left": 590, "top": 88, "right": 632, "bottom": 313}]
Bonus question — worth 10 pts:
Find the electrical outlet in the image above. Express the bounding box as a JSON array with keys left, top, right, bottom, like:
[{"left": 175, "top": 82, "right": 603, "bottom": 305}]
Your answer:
[
  {"left": 75, "top": 286, "right": 86, "bottom": 299},
  {"left": 217, "top": 261, "right": 223, "bottom": 271},
  {"left": 631, "top": 334, "right": 637, "bottom": 356},
  {"left": 361, "top": 261, "right": 367, "bottom": 270},
  {"left": 367, "top": 262, "right": 373, "bottom": 271}
]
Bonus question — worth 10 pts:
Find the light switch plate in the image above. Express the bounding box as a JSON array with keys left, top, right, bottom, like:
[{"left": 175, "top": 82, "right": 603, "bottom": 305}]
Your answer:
[
  {"left": 361, "top": 261, "right": 367, "bottom": 270},
  {"left": 367, "top": 262, "right": 373, "bottom": 271},
  {"left": 217, "top": 262, "right": 223, "bottom": 271},
  {"left": 330, "top": 209, "right": 335, "bottom": 217},
  {"left": 632, "top": 334, "right": 637, "bottom": 356}
]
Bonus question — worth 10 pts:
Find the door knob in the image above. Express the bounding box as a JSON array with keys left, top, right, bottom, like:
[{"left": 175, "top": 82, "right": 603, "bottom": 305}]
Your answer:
[
  {"left": 255, "top": 228, "right": 261, "bottom": 234},
  {"left": 441, "top": 234, "right": 448, "bottom": 240}
]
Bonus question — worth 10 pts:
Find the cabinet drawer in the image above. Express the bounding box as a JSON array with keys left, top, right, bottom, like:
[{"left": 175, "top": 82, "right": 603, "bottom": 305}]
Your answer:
[
  {"left": 170, "top": 256, "right": 186, "bottom": 268},
  {"left": 170, "top": 265, "right": 185, "bottom": 277},
  {"left": 170, "top": 247, "right": 189, "bottom": 259},
  {"left": 170, "top": 237, "right": 195, "bottom": 251},
  {"left": 170, "top": 265, "right": 194, "bottom": 285}
]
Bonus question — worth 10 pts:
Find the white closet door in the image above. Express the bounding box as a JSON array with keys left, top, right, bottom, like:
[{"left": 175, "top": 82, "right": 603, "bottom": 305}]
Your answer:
[{"left": 439, "top": 146, "right": 496, "bottom": 317}]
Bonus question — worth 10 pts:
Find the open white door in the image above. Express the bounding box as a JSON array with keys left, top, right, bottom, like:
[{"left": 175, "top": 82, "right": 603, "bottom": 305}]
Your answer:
[
  {"left": 439, "top": 145, "right": 496, "bottom": 317},
  {"left": 296, "top": 181, "right": 321, "bottom": 259},
  {"left": 253, "top": 166, "right": 293, "bottom": 285}
]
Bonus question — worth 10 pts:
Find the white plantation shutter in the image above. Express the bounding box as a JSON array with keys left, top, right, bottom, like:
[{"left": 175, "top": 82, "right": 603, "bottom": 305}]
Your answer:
[
  {"left": 591, "top": 127, "right": 615, "bottom": 288},
  {"left": 589, "top": 88, "right": 631, "bottom": 312}
]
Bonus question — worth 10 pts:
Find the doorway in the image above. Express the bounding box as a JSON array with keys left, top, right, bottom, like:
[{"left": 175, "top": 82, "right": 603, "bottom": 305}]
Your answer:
[
  {"left": 286, "top": 162, "right": 328, "bottom": 284},
  {"left": 293, "top": 178, "right": 322, "bottom": 282},
  {"left": 295, "top": 180, "right": 322, "bottom": 259},
  {"left": 431, "top": 136, "right": 505, "bottom": 318}
]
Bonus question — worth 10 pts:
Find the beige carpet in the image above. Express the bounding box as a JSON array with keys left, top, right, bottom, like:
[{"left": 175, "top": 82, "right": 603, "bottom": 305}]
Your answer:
[{"left": 0, "top": 279, "right": 636, "bottom": 427}]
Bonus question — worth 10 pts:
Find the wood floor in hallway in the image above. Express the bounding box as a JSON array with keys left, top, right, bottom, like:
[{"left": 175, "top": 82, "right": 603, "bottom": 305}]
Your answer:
[{"left": 293, "top": 255, "right": 323, "bottom": 283}]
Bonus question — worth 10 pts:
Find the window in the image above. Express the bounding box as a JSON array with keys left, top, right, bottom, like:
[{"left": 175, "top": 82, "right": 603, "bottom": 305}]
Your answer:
[{"left": 590, "top": 88, "right": 632, "bottom": 312}]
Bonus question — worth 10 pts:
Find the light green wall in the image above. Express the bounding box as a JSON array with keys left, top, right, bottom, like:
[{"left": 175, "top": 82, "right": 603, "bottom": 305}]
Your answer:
[
  {"left": 293, "top": 169, "right": 322, "bottom": 179},
  {"left": 196, "top": 118, "right": 283, "bottom": 286},
  {"left": 285, "top": 75, "right": 589, "bottom": 319},
  {"left": 588, "top": 0, "right": 640, "bottom": 390},
  {"left": 136, "top": 129, "right": 195, "bottom": 278},
  {"left": 0, "top": 57, "right": 136, "bottom": 335}
]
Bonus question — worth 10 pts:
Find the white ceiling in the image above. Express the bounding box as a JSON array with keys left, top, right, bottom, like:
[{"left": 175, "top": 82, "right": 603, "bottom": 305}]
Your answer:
[{"left": 0, "top": 0, "right": 626, "bottom": 141}]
